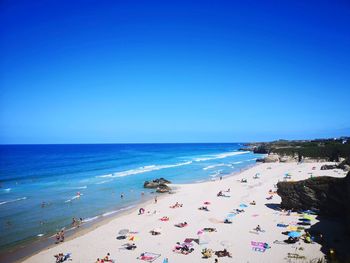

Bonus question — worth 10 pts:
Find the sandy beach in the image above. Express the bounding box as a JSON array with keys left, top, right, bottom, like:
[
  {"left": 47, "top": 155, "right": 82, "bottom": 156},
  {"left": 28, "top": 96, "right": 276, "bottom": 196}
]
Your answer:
[{"left": 22, "top": 162, "right": 347, "bottom": 263}]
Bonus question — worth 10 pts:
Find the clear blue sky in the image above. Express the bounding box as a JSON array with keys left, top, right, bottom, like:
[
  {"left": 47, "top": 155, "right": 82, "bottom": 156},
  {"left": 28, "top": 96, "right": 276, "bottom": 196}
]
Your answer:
[{"left": 1, "top": 0, "right": 349, "bottom": 144}]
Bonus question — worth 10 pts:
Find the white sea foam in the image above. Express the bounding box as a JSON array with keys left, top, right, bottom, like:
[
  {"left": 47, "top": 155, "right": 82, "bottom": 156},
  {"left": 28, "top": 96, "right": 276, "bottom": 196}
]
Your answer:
[
  {"left": 37, "top": 233, "right": 44, "bottom": 237},
  {"left": 194, "top": 151, "right": 249, "bottom": 162},
  {"left": 209, "top": 170, "right": 222, "bottom": 178},
  {"left": 70, "top": 186, "right": 87, "bottom": 189},
  {"left": 96, "top": 180, "right": 112, "bottom": 185},
  {"left": 0, "top": 197, "right": 27, "bottom": 205},
  {"left": 64, "top": 193, "right": 83, "bottom": 203},
  {"left": 97, "top": 161, "right": 193, "bottom": 178},
  {"left": 83, "top": 216, "right": 99, "bottom": 223},
  {"left": 232, "top": 161, "right": 243, "bottom": 164},
  {"left": 83, "top": 205, "right": 136, "bottom": 223},
  {"left": 203, "top": 163, "right": 233, "bottom": 170},
  {"left": 3, "top": 188, "right": 11, "bottom": 192}
]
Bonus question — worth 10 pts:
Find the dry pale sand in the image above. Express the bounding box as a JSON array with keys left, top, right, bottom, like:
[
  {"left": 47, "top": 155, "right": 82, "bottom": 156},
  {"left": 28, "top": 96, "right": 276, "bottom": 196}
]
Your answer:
[{"left": 23, "top": 162, "right": 347, "bottom": 263}]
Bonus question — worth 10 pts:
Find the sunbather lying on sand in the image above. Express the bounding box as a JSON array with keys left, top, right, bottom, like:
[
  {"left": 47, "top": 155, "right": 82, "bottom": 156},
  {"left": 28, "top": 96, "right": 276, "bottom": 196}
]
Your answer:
[
  {"left": 54, "top": 253, "right": 70, "bottom": 263},
  {"left": 250, "top": 200, "right": 256, "bottom": 205},
  {"left": 160, "top": 216, "right": 169, "bottom": 221},
  {"left": 224, "top": 219, "right": 232, "bottom": 224},
  {"left": 215, "top": 249, "right": 232, "bottom": 257},
  {"left": 173, "top": 244, "right": 194, "bottom": 255},
  {"left": 122, "top": 243, "right": 137, "bottom": 250},
  {"left": 284, "top": 237, "right": 299, "bottom": 244},
  {"left": 101, "top": 253, "right": 114, "bottom": 263},
  {"left": 150, "top": 229, "right": 161, "bottom": 235},
  {"left": 201, "top": 248, "right": 213, "bottom": 258},
  {"left": 175, "top": 222, "right": 188, "bottom": 228},
  {"left": 203, "top": 227, "right": 216, "bottom": 232},
  {"left": 198, "top": 206, "right": 209, "bottom": 211},
  {"left": 170, "top": 202, "right": 183, "bottom": 208}
]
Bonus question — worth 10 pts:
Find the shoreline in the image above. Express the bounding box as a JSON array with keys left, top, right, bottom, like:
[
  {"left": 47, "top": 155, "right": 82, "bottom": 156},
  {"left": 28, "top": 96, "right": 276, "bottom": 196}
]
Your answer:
[
  {"left": 5, "top": 161, "right": 348, "bottom": 262},
  {"left": 1, "top": 163, "right": 261, "bottom": 262}
]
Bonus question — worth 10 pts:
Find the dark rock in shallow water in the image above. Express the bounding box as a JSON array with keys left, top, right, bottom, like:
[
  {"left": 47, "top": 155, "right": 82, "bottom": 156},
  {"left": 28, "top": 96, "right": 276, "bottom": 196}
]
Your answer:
[{"left": 144, "top": 178, "right": 172, "bottom": 193}]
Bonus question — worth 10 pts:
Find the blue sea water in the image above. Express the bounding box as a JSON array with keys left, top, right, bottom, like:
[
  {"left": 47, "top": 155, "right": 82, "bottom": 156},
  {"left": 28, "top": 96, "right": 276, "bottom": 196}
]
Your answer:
[{"left": 0, "top": 143, "right": 263, "bottom": 249}]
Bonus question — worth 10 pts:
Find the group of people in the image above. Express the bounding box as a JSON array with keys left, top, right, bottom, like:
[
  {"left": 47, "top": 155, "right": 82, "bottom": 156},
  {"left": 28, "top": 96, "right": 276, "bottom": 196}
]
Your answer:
[
  {"left": 175, "top": 222, "right": 187, "bottom": 228},
  {"left": 198, "top": 206, "right": 209, "bottom": 211},
  {"left": 95, "top": 253, "right": 114, "bottom": 263},
  {"left": 217, "top": 190, "right": 229, "bottom": 197},
  {"left": 71, "top": 217, "right": 83, "bottom": 228},
  {"left": 170, "top": 202, "right": 183, "bottom": 208},
  {"left": 54, "top": 253, "right": 70, "bottom": 263},
  {"left": 55, "top": 230, "right": 65, "bottom": 244},
  {"left": 173, "top": 243, "right": 194, "bottom": 255}
]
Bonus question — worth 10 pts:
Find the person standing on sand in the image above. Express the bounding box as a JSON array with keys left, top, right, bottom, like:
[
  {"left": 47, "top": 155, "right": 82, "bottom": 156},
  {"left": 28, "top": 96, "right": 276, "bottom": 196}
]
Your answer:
[
  {"left": 55, "top": 232, "right": 60, "bottom": 244},
  {"left": 60, "top": 230, "right": 65, "bottom": 242},
  {"left": 154, "top": 196, "right": 158, "bottom": 204}
]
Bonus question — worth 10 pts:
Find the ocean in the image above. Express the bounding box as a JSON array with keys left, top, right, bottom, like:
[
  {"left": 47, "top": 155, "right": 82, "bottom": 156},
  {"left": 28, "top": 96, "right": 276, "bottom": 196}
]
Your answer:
[{"left": 0, "top": 143, "right": 263, "bottom": 250}]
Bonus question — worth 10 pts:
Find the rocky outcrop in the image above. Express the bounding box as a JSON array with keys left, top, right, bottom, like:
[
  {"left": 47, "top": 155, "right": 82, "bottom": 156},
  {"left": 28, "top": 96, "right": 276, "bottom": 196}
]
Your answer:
[
  {"left": 338, "top": 158, "right": 350, "bottom": 171},
  {"left": 277, "top": 172, "right": 350, "bottom": 233},
  {"left": 144, "top": 178, "right": 172, "bottom": 193},
  {"left": 155, "top": 184, "right": 171, "bottom": 193},
  {"left": 320, "top": 164, "right": 338, "bottom": 170},
  {"left": 259, "top": 154, "right": 280, "bottom": 163}
]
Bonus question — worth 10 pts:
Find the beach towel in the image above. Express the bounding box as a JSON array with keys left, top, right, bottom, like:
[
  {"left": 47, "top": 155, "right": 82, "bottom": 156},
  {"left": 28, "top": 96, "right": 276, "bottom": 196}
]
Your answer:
[
  {"left": 252, "top": 247, "right": 266, "bottom": 252},
  {"left": 251, "top": 241, "right": 269, "bottom": 252},
  {"left": 277, "top": 223, "right": 288, "bottom": 227},
  {"left": 239, "top": 204, "right": 248, "bottom": 208},
  {"left": 137, "top": 252, "right": 161, "bottom": 262}
]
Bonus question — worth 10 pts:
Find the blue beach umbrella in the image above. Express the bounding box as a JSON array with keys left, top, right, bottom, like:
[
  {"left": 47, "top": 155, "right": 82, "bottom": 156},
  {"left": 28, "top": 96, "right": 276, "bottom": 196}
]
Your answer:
[
  {"left": 227, "top": 213, "right": 236, "bottom": 218},
  {"left": 288, "top": 231, "right": 301, "bottom": 238}
]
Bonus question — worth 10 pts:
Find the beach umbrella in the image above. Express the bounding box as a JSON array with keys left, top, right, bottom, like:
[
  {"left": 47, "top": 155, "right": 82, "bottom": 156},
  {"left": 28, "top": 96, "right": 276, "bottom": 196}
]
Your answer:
[
  {"left": 118, "top": 229, "right": 129, "bottom": 235},
  {"left": 288, "top": 231, "right": 301, "bottom": 238},
  {"left": 227, "top": 213, "right": 236, "bottom": 218},
  {"left": 129, "top": 235, "right": 138, "bottom": 241}
]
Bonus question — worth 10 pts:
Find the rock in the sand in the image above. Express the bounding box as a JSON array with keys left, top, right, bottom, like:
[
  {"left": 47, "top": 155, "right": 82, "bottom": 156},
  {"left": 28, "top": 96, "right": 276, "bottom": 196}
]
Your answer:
[
  {"left": 144, "top": 178, "right": 172, "bottom": 193},
  {"left": 155, "top": 183, "right": 171, "bottom": 193},
  {"left": 320, "top": 164, "right": 338, "bottom": 170},
  {"left": 261, "top": 154, "right": 280, "bottom": 163}
]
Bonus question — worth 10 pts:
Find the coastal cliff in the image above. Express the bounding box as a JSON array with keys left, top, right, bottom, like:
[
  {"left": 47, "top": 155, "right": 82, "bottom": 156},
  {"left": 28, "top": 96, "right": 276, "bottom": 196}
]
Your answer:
[{"left": 277, "top": 172, "right": 350, "bottom": 232}]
